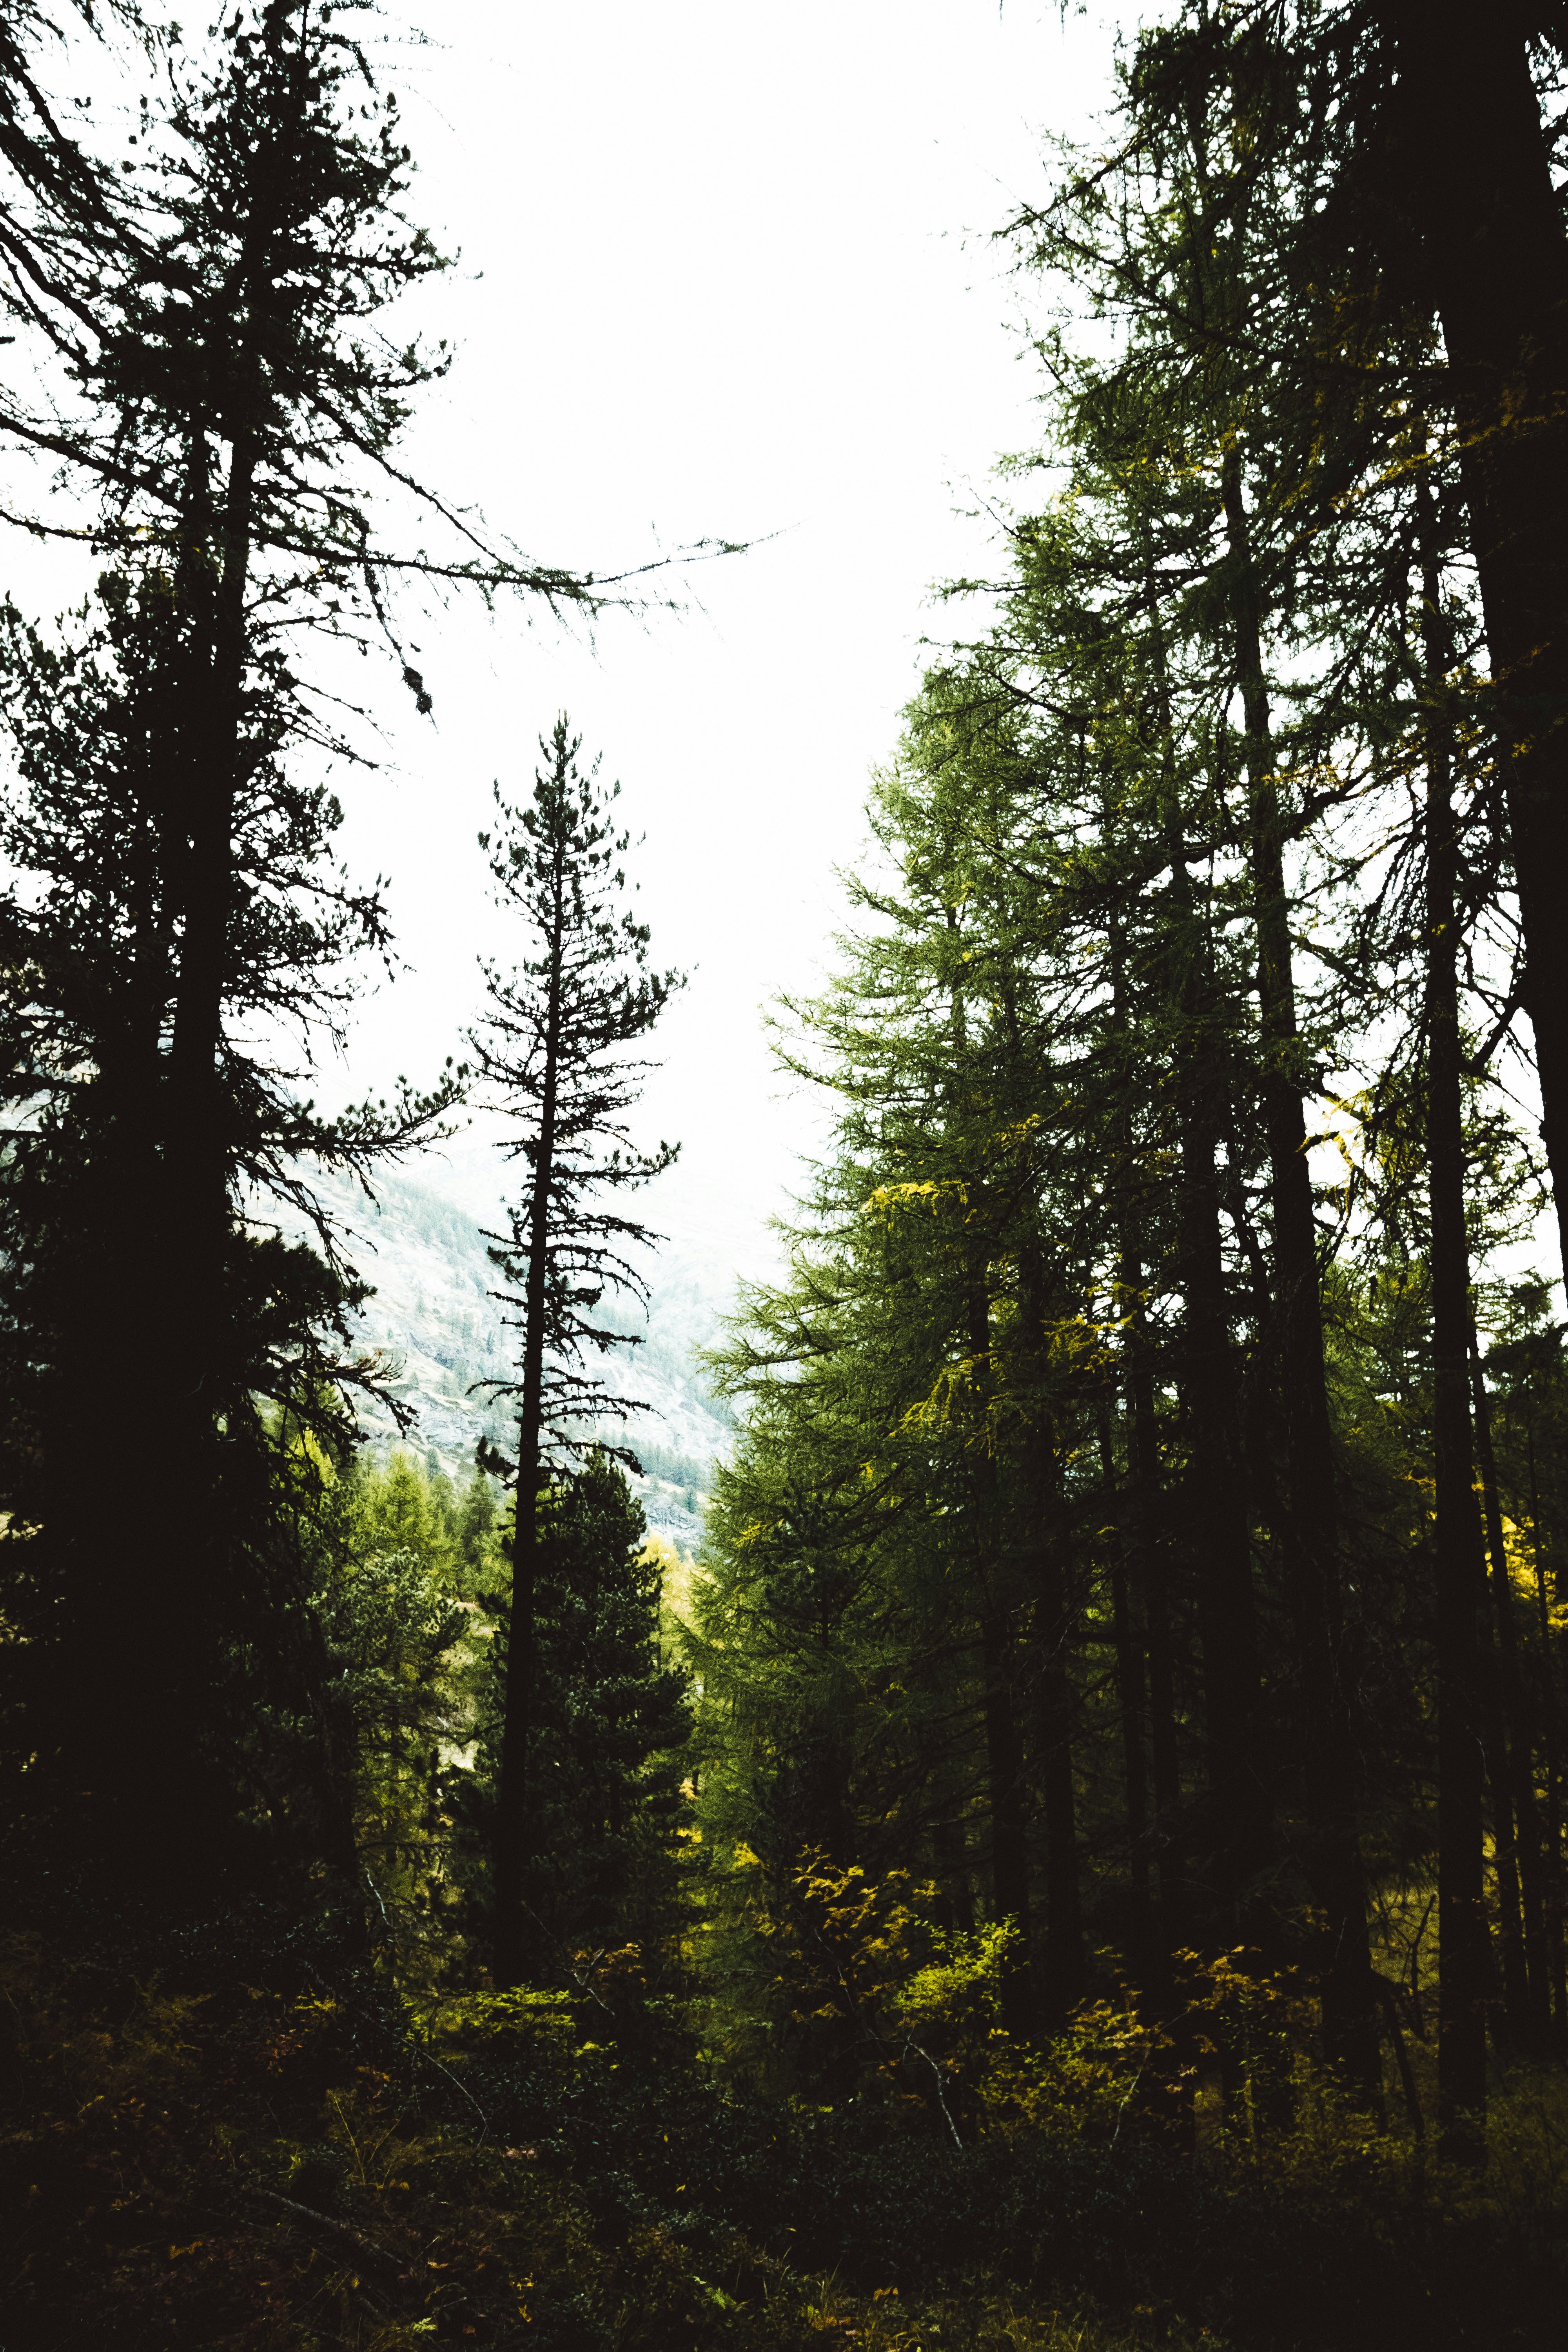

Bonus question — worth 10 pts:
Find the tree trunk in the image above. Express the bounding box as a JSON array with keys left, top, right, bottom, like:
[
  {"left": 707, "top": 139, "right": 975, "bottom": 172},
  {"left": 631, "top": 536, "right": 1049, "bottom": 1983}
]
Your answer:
[
  {"left": 1223, "top": 446, "right": 1379, "bottom": 2099},
  {"left": 1037, "top": 1618, "right": 1084, "bottom": 2024},
  {"left": 1155, "top": 705, "right": 1267, "bottom": 1932},
  {"left": 956, "top": 976, "right": 1036, "bottom": 2035},
  {"left": 1109, "top": 906, "right": 1181, "bottom": 1994},
  {"left": 1416, "top": 481, "right": 1488, "bottom": 2152},
  {"left": 1388, "top": 6, "right": 1568, "bottom": 1269},
  {"left": 118, "top": 412, "right": 259, "bottom": 1856},
  {"left": 1101, "top": 1410, "right": 1153, "bottom": 1988},
  {"left": 57, "top": 712, "right": 184, "bottom": 1831},
  {"left": 1477, "top": 1563, "right": 1532, "bottom": 2049},
  {"left": 1526, "top": 1427, "right": 1568, "bottom": 2042},
  {"left": 932, "top": 1808, "right": 976, "bottom": 1935},
  {"left": 1030, "top": 1430, "right": 1084, "bottom": 2029},
  {"left": 970, "top": 1265, "right": 1034, "bottom": 2036},
  {"left": 494, "top": 852, "right": 566, "bottom": 1985},
  {"left": 981, "top": 1602, "right": 1035, "bottom": 2038},
  {"left": 1472, "top": 1342, "right": 1552, "bottom": 2047}
]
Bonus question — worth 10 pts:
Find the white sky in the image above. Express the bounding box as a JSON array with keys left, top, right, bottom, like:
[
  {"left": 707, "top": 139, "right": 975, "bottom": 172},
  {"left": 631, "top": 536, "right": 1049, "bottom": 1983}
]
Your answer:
[{"left": 314, "top": 1, "right": 1121, "bottom": 1268}]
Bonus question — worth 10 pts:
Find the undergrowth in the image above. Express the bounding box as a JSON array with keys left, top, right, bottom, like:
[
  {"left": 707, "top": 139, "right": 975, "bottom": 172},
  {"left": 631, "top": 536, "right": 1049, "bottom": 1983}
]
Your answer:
[{"left": 2, "top": 1915, "right": 1565, "bottom": 2351}]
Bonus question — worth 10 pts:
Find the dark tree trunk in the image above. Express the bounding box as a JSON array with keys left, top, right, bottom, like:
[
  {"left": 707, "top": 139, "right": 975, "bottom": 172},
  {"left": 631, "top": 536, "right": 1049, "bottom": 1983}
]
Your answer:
[
  {"left": 1387, "top": 6, "right": 1568, "bottom": 1269},
  {"left": 1527, "top": 1428, "right": 1568, "bottom": 2041},
  {"left": 1011, "top": 1238, "right": 1083, "bottom": 2030},
  {"left": 1472, "top": 1343, "right": 1552, "bottom": 2047},
  {"left": 495, "top": 1477, "right": 543, "bottom": 1984},
  {"left": 1223, "top": 448, "right": 1379, "bottom": 2099},
  {"left": 494, "top": 857, "right": 566, "bottom": 1985},
  {"left": 1031, "top": 1441, "right": 1084, "bottom": 2030},
  {"left": 1109, "top": 908, "right": 1181, "bottom": 1994},
  {"left": 1416, "top": 482, "right": 1489, "bottom": 2152},
  {"left": 1131, "top": 1283, "right": 1183, "bottom": 1989},
  {"left": 1477, "top": 1575, "right": 1532, "bottom": 2048},
  {"left": 962, "top": 1261, "right": 1035, "bottom": 2037},
  {"left": 981, "top": 1603, "right": 1034, "bottom": 2038},
  {"left": 1181, "top": 1158, "right": 1266, "bottom": 1937},
  {"left": 1101, "top": 1411, "right": 1153, "bottom": 1987},
  {"left": 933, "top": 1808, "right": 976, "bottom": 1935},
  {"left": 96, "top": 408, "right": 260, "bottom": 1861},
  {"left": 56, "top": 761, "right": 183, "bottom": 1830},
  {"left": 1156, "top": 728, "right": 1267, "bottom": 1932}
]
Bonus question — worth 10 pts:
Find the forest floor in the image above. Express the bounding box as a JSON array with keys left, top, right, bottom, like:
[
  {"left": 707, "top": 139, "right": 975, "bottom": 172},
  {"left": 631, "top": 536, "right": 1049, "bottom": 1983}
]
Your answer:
[{"left": 3, "top": 1918, "right": 1566, "bottom": 2352}]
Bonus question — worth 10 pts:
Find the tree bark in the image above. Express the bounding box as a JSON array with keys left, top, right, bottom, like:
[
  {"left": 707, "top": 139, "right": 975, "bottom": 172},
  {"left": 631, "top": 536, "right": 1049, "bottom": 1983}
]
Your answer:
[
  {"left": 1101, "top": 1410, "right": 1153, "bottom": 1987},
  {"left": 1526, "top": 1426, "right": 1568, "bottom": 2041},
  {"left": 1038, "top": 1626, "right": 1084, "bottom": 2024},
  {"left": 1223, "top": 447, "right": 1379, "bottom": 2099},
  {"left": 1472, "top": 1341, "right": 1552, "bottom": 2047},
  {"left": 1416, "top": 480, "right": 1489, "bottom": 2152},
  {"left": 1153, "top": 682, "right": 1267, "bottom": 1932},
  {"left": 494, "top": 842, "right": 566, "bottom": 1985},
  {"left": 1387, "top": 6, "right": 1568, "bottom": 1269},
  {"left": 1109, "top": 907, "right": 1181, "bottom": 1994},
  {"left": 1127, "top": 1253, "right": 1182, "bottom": 1993},
  {"left": 1030, "top": 1433, "right": 1084, "bottom": 2030},
  {"left": 980, "top": 1601, "right": 1035, "bottom": 2039}
]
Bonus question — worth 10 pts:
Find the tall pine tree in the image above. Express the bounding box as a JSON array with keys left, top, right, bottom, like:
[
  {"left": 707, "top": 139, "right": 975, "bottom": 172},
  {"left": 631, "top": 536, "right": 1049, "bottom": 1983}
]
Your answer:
[{"left": 468, "top": 715, "right": 681, "bottom": 1982}]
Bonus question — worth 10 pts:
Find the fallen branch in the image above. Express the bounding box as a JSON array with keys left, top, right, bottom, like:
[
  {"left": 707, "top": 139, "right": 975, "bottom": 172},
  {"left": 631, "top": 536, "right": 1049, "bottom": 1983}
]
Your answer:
[{"left": 245, "top": 2187, "right": 403, "bottom": 2280}]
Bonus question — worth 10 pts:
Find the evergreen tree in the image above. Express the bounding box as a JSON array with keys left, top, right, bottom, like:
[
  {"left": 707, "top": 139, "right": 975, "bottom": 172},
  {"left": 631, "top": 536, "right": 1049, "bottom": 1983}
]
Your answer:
[
  {"left": 0, "top": 1, "right": 623, "bottom": 1872},
  {"left": 457, "top": 1454, "right": 690, "bottom": 1977},
  {"left": 690, "top": 326, "right": 1565, "bottom": 2134},
  {"left": 0, "top": 2, "right": 140, "bottom": 441},
  {"left": 1036, "top": 2, "right": 1568, "bottom": 1269},
  {"left": 468, "top": 715, "right": 681, "bottom": 1981},
  {"left": 1345, "top": 6, "right": 1568, "bottom": 1245}
]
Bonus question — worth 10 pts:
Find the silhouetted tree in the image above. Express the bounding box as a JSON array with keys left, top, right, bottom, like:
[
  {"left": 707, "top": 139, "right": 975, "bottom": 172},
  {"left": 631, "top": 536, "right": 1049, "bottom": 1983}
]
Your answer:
[{"left": 468, "top": 715, "right": 681, "bottom": 1980}]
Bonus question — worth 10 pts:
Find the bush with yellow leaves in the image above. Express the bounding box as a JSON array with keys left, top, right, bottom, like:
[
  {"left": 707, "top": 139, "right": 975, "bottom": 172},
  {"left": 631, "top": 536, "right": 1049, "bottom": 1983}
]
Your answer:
[{"left": 743, "top": 1849, "right": 1022, "bottom": 2136}]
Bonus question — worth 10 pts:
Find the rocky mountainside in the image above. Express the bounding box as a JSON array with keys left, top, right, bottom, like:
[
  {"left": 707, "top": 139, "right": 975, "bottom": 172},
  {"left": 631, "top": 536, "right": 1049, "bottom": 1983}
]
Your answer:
[{"left": 281, "top": 1162, "right": 737, "bottom": 1549}]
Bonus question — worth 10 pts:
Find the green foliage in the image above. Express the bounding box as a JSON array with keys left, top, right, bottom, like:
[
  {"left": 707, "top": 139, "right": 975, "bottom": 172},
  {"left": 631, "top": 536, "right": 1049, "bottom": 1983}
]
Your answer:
[
  {"left": 347, "top": 1450, "right": 467, "bottom": 1599},
  {"left": 8, "top": 1920, "right": 1568, "bottom": 2352},
  {"left": 218, "top": 1440, "right": 490, "bottom": 1952},
  {"left": 742, "top": 1849, "right": 1019, "bottom": 2132},
  {"left": 679, "top": 9, "right": 1568, "bottom": 2127},
  {"left": 450, "top": 1451, "right": 694, "bottom": 1976}
]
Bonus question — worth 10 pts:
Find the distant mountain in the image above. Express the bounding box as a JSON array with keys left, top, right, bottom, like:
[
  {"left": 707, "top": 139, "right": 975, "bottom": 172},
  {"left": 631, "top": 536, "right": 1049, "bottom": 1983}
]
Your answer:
[{"left": 279, "top": 1161, "right": 738, "bottom": 1549}]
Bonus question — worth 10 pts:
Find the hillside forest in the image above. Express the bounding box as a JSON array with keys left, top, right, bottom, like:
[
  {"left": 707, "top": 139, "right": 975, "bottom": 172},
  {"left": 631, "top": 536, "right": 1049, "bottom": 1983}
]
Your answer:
[{"left": 5, "top": 6, "right": 1568, "bottom": 2350}]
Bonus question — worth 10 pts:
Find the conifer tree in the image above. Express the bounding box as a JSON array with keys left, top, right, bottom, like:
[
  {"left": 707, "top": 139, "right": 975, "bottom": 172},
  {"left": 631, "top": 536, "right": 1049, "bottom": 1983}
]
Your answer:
[
  {"left": 1004, "top": 45, "right": 1411, "bottom": 2089},
  {"left": 1048, "top": 2, "right": 1568, "bottom": 1269},
  {"left": 1407, "top": 470, "right": 1491, "bottom": 2147},
  {"left": 468, "top": 715, "right": 681, "bottom": 1982},
  {"left": 0, "top": 0, "right": 622, "bottom": 1867},
  {"left": 1343, "top": 5, "right": 1568, "bottom": 1242},
  {"left": 0, "top": 2, "right": 140, "bottom": 434},
  {"left": 458, "top": 1452, "right": 690, "bottom": 1971}
]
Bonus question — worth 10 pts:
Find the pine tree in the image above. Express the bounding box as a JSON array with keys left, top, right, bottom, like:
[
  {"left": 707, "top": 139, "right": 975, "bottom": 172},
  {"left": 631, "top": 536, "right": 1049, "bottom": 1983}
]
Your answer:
[
  {"left": 468, "top": 715, "right": 681, "bottom": 1981},
  {"left": 0, "top": 0, "right": 613, "bottom": 1868},
  {"left": 0, "top": 2, "right": 139, "bottom": 441},
  {"left": 461, "top": 1453, "right": 690, "bottom": 1974}
]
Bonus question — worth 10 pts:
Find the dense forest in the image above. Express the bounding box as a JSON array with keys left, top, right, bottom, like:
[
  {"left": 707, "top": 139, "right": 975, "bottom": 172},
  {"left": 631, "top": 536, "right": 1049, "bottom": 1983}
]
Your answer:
[{"left": 4, "top": 4, "right": 1568, "bottom": 2348}]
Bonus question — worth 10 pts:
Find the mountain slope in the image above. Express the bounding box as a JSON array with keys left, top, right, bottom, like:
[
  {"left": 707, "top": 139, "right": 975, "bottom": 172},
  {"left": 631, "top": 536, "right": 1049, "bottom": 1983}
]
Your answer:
[{"left": 279, "top": 1165, "right": 733, "bottom": 1546}]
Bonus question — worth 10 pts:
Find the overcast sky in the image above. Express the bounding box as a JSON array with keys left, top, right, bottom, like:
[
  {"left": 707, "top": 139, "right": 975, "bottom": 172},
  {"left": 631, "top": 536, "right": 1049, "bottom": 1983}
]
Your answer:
[
  {"left": 312, "top": 1, "right": 1121, "bottom": 1266},
  {"left": 0, "top": 4, "right": 1123, "bottom": 1276}
]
